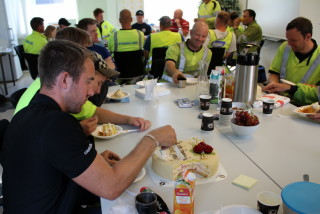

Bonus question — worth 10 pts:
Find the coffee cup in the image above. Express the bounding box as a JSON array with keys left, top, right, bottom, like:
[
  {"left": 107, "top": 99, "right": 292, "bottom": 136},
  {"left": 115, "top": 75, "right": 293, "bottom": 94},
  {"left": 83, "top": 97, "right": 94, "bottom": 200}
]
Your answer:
[
  {"left": 257, "top": 191, "right": 282, "bottom": 214},
  {"left": 135, "top": 192, "right": 157, "bottom": 214},
  {"left": 263, "top": 99, "right": 275, "bottom": 114},
  {"left": 199, "top": 95, "right": 211, "bottom": 111},
  {"left": 201, "top": 113, "right": 214, "bottom": 131},
  {"left": 177, "top": 77, "right": 187, "bottom": 88}
]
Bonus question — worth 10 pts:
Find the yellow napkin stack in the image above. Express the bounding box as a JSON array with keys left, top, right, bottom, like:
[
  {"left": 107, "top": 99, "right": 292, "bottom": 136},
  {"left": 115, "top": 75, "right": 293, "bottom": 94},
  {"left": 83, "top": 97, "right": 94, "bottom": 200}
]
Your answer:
[{"left": 232, "top": 174, "right": 257, "bottom": 190}]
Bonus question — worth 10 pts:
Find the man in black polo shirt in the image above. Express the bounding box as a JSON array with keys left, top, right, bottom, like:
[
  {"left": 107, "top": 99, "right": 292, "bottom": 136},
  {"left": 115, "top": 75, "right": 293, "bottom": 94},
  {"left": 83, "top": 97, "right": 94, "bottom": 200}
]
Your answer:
[
  {"left": 132, "top": 10, "right": 152, "bottom": 36},
  {"left": 3, "top": 40, "right": 176, "bottom": 214}
]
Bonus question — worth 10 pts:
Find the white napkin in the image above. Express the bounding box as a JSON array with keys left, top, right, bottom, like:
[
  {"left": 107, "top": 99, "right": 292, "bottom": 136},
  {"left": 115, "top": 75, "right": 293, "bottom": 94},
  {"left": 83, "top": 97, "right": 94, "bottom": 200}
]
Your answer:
[{"left": 253, "top": 94, "right": 290, "bottom": 109}]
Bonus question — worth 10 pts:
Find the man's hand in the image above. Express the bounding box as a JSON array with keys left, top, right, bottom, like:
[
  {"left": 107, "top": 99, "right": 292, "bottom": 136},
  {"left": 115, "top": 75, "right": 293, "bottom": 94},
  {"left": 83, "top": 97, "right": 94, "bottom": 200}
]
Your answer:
[
  {"left": 147, "top": 125, "right": 177, "bottom": 149},
  {"left": 175, "top": 19, "right": 181, "bottom": 27},
  {"left": 263, "top": 82, "right": 291, "bottom": 93},
  {"left": 80, "top": 115, "right": 98, "bottom": 136},
  {"left": 100, "top": 150, "right": 121, "bottom": 166},
  {"left": 128, "top": 117, "right": 151, "bottom": 131},
  {"left": 172, "top": 71, "right": 185, "bottom": 84}
]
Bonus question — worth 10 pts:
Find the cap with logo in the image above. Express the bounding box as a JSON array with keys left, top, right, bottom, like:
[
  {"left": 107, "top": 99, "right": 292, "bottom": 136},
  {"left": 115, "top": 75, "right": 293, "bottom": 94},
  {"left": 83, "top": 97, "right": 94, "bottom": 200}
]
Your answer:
[
  {"left": 159, "top": 16, "right": 171, "bottom": 27},
  {"left": 136, "top": 10, "right": 144, "bottom": 16},
  {"left": 58, "top": 18, "right": 71, "bottom": 26},
  {"left": 93, "top": 52, "right": 120, "bottom": 79}
]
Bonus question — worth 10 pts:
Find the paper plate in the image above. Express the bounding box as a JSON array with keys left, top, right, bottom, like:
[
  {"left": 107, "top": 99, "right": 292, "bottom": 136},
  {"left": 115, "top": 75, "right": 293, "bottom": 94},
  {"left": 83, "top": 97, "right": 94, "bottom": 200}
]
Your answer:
[
  {"left": 91, "top": 125, "right": 123, "bottom": 139},
  {"left": 107, "top": 91, "right": 130, "bottom": 100},
  {"left": 133, "top": 168, "right": 146, "bottom": 183}
]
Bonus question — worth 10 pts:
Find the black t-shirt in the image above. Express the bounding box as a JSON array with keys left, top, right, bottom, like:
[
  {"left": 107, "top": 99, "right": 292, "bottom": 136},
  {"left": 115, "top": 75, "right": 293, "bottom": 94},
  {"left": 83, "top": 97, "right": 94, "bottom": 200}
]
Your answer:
[
  {"left": 3, "top": 94, "right": 97, "bottom": 213},
  {"left": 132, "top": 22, "right": 151, "bottom": 36}
]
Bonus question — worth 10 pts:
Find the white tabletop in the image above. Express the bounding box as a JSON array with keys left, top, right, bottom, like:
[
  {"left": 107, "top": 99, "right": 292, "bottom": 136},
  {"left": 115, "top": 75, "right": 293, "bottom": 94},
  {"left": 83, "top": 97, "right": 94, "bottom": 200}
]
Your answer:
[
  {"left": 216, "top": 103, "right": 320, "bottom": 188},
  {"left": 95, "top": 83, "right": 289, "bottom": 213}
]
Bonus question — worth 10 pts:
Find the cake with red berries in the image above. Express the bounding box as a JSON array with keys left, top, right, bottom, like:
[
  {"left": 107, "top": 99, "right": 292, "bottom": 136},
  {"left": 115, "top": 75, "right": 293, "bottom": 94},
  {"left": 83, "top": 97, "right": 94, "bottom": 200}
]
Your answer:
[{"left": 151, "top": 138, "right": 219, "bottom": 180}]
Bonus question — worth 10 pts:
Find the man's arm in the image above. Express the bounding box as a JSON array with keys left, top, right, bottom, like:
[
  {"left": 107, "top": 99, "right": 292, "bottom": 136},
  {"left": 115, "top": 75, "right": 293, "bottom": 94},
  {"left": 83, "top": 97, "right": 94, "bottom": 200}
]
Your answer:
[
  {"left": 268, "top": 73, "right": 280, "bottom": 83},
  {"left": 95, "top": 107, "right": 151, "bottom": 131},
  {"left": 165, "top": 60, "right": 184, "bottom": 84},
  {"left": 73, "top": 125, "right": 176, "bottom": 200}
]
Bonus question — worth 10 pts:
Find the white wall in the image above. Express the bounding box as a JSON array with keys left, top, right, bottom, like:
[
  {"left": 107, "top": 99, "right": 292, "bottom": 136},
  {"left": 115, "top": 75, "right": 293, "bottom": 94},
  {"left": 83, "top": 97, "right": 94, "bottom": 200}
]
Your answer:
[{"left": 299, "top": 0, "right": 320, "bottom": 42}]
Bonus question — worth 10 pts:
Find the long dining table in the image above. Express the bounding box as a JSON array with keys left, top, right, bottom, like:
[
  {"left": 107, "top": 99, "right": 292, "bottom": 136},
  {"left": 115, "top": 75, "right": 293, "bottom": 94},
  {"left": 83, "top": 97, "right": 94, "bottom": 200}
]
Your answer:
[{"left": 95, "top": 83, "right": 319, "bottom": 214}]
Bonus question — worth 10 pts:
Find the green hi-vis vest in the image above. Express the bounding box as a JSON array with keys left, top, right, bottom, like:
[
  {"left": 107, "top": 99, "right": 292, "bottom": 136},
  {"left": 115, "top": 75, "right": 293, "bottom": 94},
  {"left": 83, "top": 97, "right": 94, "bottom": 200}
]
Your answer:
[
  {"left": 205, "top": 29, "right": 233, "bottom": 52},
  {"left": 146, "top": 31, "right": 182, "bottom": 71},
  {"left": 198, "top": 0, "right": 221, "bottom": 29},
  {"left": 108, "top": 29, "right": 144, "bottom": 53},
  {"left": 23, "top": 31, "right": 47, "bottom": 55},
  {"left": 97, "top": 20, "right": 115, "bottom": 41}
]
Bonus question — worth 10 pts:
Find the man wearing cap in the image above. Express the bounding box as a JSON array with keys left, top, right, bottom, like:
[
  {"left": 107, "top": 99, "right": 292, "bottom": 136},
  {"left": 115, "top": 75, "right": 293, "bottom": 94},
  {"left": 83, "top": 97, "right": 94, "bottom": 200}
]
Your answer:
[
  {"left": 23, "top": 17, "right": 47, "bottom": 55},
  {"left": 132, "top": 10, "right": 151, "bottom": 36},
  {"left": 15, "top": 28, "right": 151, "bottom": 136},
  {"left": 93, "top": 8, "right": 116, "bottom": 45},
  {"left": 58, "top": 18, "right": 71, "bottom": 29},
  {"left": 196, "top": 0, "right": 221, "bottom": 29},
  {"left": 144, "top": 16, "right": 183, "bottom": 72},
  {"left": 108, "top": 9, "right": 144, "bottom": 53},
  {"left": 163, "top": 21, "right": 212, "bottom": 84},
  {"left": 77, "top": 18, "right": 116, "bottom": 70},
  {"left": 171, "top": 9, "right": 189, "bottom": 38}
]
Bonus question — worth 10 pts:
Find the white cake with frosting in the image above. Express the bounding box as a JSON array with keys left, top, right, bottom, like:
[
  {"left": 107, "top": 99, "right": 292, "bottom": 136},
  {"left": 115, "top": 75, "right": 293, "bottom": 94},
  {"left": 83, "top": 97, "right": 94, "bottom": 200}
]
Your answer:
[{"left": 151, "top": 138, "right": 219, "bottom": 180}]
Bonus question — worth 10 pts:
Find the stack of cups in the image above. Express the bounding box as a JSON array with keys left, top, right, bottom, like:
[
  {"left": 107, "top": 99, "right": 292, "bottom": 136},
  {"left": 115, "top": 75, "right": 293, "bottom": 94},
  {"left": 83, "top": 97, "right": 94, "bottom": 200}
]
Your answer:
[{"left": 219, "top": 98, "right": 232, "bottom": 126}]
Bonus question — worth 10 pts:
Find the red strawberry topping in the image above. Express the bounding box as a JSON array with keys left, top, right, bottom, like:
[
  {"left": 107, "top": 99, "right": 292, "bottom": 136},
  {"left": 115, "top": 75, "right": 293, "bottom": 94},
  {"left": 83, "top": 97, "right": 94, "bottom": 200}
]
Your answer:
[
  {"left": 199, "top": 141, "right": 207, "bottom": 147},
  {"left": 204, "top": 145, "right": 213, "bottom": 154},
  {"left": 193, "top": 144, "right": 204, "bottom": 154}
]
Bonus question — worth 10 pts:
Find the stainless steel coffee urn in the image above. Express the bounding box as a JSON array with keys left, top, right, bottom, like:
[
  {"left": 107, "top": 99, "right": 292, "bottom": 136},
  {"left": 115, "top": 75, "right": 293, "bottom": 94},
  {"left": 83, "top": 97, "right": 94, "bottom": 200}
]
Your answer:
[{"left": 233, "top": 51, "right": 259, "bottom": 105}]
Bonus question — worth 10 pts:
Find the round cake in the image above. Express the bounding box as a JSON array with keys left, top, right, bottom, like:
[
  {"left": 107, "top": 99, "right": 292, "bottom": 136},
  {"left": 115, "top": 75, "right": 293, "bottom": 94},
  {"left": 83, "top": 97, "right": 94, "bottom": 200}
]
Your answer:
[{"left": 151, "top": 138, "right": 219, "bottom": 180}]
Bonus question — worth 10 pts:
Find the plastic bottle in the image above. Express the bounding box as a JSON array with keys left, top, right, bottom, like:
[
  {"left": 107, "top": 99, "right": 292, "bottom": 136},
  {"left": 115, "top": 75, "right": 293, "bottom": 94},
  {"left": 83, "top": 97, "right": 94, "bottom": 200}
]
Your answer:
[{"left": 173, "top": 171, "right": 196, "bottom": 214}]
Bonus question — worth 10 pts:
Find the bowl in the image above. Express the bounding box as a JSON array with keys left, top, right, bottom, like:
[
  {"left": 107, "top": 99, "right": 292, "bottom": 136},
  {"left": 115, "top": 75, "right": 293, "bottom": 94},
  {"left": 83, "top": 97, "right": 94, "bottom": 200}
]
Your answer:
[
  {"left": 230, "top": 118, "right": 260, "bottom": 138},
  {"left": 211, "top": 205, "right": 262, "bottom": 214},
  {"left": 281, "top": 181, "right": 320, "bottom": 214}
]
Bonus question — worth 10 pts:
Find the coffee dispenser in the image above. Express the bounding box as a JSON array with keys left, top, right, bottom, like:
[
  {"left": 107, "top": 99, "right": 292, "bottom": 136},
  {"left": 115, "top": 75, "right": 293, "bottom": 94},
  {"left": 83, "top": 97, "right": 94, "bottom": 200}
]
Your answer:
[{"left": 233, "top": 45, "right": 260, "bottom": 105}]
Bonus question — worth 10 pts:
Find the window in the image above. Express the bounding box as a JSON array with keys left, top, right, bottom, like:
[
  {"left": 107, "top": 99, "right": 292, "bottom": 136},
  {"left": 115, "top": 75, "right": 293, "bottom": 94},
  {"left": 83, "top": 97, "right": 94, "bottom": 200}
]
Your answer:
[
  {"left": 24, "top": 0, "right": 77, "bottom": 32},
  {"left": 144, "top": 0, "right": 199, "bottom": 27}
]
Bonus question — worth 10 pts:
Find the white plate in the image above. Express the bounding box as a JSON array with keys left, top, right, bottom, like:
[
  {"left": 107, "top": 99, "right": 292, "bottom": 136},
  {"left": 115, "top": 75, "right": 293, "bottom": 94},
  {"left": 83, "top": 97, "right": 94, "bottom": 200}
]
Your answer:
[
  {"left": 133, "top": 168, "right": 146, "bottom": 183},
  {"left": 293, "top": 105, "right": 318, "bottom": 117},
  {"left": 186, "top": 78, "right": 197, "bottom": 85},
  {"left": 107, "top": 90, "right": 130, "bottom": 100},
  {"left": 91, "top": 125, "right": 123, "bottom": 139},
  {"left": 136, "top": 81, "right": 144, "bottom": 88}
]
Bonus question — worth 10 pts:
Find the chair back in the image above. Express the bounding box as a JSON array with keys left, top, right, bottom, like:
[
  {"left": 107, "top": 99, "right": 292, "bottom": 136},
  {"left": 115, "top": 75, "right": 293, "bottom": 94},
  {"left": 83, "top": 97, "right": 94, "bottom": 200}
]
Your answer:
[
  {"left": 208, "top": 47, "right": 225, "bottom": 75},
  {"left": 113, "top": 50, "right": 145, "bottom": 79},
  {"left": 24, "top": 53, "right": 39, "bottom": 80},
  {"left": 0, "top": 119, "right": 10, "bottom": 166},
  {"left": 150, "top": 47, "right": 168, "bottom": 79},
  {"left": 14, "top": 45, "right": 28, "bottom": 70},
  {"left": 257, "top": 39, "right": 265, "bottom": 57}
]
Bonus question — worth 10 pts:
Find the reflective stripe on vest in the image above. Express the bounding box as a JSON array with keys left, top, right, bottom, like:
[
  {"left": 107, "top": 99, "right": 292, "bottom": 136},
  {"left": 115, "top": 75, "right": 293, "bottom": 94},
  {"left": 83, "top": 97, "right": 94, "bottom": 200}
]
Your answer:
[
  {"left": 178, "top": 42, "right": 209, "bottom": 71},
  {"left": 113, "top": 30, "right": 142, "bottom": 52},
  {"left": 280, "top": 45, "right": 320, "bottom": 83}
]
